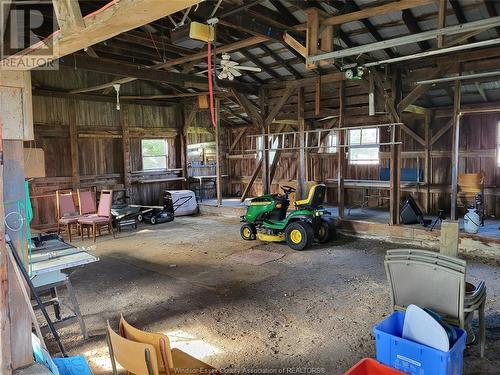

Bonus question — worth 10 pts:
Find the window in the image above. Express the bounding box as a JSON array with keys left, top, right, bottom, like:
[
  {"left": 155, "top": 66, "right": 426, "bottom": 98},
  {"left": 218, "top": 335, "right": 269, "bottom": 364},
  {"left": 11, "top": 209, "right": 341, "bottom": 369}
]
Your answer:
[
  {"left": 142, "top": 139, "right": 168, "bottom": 170},
  {"left": 497, "top": 122, "right": 500, "bottom": 166},
  {"left": 325, "top": 132, "right": 337, "bottom": 153},
  {"left": 348, "top": 128, "right": 379, "bottom": 165}
]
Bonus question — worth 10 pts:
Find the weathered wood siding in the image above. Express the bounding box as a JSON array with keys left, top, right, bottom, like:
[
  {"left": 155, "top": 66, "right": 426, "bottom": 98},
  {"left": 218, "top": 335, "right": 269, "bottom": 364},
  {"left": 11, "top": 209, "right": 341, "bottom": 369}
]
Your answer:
[{"left": 28, "top": 69, "right": 184, "bottom": 229}]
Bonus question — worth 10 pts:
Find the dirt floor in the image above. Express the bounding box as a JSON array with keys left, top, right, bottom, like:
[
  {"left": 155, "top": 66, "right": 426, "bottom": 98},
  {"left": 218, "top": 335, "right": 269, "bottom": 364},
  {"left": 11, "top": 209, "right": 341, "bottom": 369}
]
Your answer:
[{"left": 48, "top": 215, "right": 499, "bottom": 374}]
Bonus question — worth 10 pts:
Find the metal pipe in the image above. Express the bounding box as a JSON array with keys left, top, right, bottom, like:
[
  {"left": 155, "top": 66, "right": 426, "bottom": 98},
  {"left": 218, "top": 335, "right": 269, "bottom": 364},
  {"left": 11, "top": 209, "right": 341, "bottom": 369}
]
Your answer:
[
  {"left": 364, "top": 38, "right": 500, "bottom": 67},
  {"left": 416, "top": 70, "right": 500, "bottom": 85},
  {"left": 307, "top": 16, "right": 500, "bottom": 63}
]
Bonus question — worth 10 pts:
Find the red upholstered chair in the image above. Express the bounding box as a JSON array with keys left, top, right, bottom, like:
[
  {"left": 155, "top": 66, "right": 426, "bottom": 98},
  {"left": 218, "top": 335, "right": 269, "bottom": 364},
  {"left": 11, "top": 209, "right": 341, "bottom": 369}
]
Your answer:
[
  {"left": 78, "top": 190, "right": 115, "bottom": 242},
  {"left": 77, "top": 188, "right": 97, "bottom": 216},
  {"left": 56, "top": 190, "right": 82, "bottom": 242}
]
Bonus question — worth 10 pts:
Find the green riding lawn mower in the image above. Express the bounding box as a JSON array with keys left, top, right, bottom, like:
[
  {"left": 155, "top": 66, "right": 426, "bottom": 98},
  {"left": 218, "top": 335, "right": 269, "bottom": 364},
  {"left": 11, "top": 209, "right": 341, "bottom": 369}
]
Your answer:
[{"left": 240, "top": 184, "right": 336, "bottom": 250}]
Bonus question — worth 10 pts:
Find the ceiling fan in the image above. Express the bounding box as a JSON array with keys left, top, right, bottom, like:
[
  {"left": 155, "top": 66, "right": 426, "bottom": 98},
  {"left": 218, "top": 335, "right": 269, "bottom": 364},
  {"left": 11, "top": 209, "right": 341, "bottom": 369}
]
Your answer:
[{"left": 217, "top": 53, "right": 262, "bottom": 80}]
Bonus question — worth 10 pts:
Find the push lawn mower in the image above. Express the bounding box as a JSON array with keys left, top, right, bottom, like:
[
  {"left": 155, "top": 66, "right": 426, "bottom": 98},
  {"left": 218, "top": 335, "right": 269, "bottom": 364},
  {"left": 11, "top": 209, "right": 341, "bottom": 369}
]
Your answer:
[{"left": 240, "top": 184, "right": 336, "bottom": 250}]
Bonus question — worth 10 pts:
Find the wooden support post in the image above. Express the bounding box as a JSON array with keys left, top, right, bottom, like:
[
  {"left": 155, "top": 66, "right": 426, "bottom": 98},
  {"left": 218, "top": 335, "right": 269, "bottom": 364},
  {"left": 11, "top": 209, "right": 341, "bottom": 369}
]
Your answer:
[
  {"left": 69, "top": 100, "right": 80, "bottom": 190},
  {"left": 260, "top": 88, "right": 270, "bottom": 194},
  {"left": 181, "top": 104, "right": 196, "bottom": 190},
  {"left": 0, "top": 71, "right": 33, "bottom": 370},
  {"left": 0, "top": 123, "right": 12, "bottom": 375},
  {"left": 305, "top": 8, "right": 320, "bottom": 70},
  {"left": 240, "top": 160, "right": 262, "bottom": 202},
  {"left": 180, "top": 134, "right": 188, "bottom": 190},
  {"left": 389, "top": 127, "right": 401, "bottom": 225},
  {"left": 424, "top": 112, "right": 431, "bottom": 213},
  {"left": 315, "top": 77, "right": 321, "bottom": 116},
  {"left": 3, "top": 141, "right": 32, "bottom": 369},
  {"left": 298, "top": 87, "right": 306, "bottom": 199},
  {"left": 215, "top": 99, "right": 222, "bottom": 206},
  {"left": 437, "top": 0, "right": 447, "bottom": 48},
  {"left": 440, "top": 220, "right": 459, "bottom": 257},
  {"left": 337, "top": 81, "right": 346, "bottom": 218},
  {"left": 450, "top": 80, "right": 461, "bottom": 220},
  {"left": 120, "top": 106, "right": 131, "bottom": 200},
  {"left": 320, "top": 24, "right": 334, "bottom": 63}
]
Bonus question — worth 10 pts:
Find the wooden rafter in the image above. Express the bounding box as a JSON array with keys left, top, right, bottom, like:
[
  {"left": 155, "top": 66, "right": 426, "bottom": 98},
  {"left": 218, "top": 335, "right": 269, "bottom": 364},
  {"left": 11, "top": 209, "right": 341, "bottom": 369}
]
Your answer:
[
  {"left": 265, "top": 87, "right": 296, "bottom": 126},
  {"left": 345, "top": 0, "right": 397, "bottom": 59},
  {"left": 321, "top": 0, "right": 434, "bottom": 26},
  {"left": 1, "top": 0, "right": 203, "bottom": 70},
  {"left": 437, "top": 0, "right": 447, "bottom": 48},
  {"left": 231, "top": 90, "right": 262, "bottom": 127},
  {"left": 402, "top": 9, "right": 431, "bottom": 50},
  {"left": 62, "top": 54, "right": 256, "bottom": 94},
  {"left": 66, "top": 35, "right": 268, "bottom": 93}
]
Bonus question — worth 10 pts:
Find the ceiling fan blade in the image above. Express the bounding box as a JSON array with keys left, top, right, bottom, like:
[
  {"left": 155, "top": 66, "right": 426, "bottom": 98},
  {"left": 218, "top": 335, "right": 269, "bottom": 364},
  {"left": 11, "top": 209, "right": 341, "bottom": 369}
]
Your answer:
[
  {"left": 227, "top": 67, "right": 242, "bottom": 77},
  {"left": 233, "top": 65, "right": 262, "bottom": 72},
  {"left": 221, "top": 60, "right": 239, "bottom": 67}
]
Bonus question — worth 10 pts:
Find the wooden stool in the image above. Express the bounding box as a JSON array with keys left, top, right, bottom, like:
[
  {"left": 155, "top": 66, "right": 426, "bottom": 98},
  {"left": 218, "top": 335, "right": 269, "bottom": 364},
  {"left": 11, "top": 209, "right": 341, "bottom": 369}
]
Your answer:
[{"left": 31, "top": 271, "right": 88, "bottom": 339}]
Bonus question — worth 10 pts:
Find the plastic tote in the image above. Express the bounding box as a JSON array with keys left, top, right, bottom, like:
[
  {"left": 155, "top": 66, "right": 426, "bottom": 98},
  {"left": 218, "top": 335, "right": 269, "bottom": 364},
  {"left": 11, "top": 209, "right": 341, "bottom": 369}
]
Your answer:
[
  {"left": 345, "top": 358, "right": 405, "bottom": 375},
  {"left": 373, "top": 311, "right": 466, "bottom": 375}
]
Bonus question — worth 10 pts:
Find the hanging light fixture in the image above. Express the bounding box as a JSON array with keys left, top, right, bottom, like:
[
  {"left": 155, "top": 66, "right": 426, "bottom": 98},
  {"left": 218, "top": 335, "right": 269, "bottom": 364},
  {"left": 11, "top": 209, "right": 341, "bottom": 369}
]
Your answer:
[{"left": 113, "top": 84, "right": 121, "bottom": 110}]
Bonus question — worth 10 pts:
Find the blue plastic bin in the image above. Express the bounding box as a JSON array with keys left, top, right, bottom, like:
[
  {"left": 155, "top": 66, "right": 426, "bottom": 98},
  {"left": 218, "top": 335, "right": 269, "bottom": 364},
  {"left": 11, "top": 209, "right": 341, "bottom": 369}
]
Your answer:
[{"left": 373, "top": 311, "right": 466, "bottom": 375}]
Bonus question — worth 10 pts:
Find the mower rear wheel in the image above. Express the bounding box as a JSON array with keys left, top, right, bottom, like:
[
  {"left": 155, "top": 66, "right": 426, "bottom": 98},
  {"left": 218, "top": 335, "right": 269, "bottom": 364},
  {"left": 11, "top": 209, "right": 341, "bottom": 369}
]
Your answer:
[
  {"left": 240, "top": 223, "right": 256, "bottom": 240},
  {"left": 318, "top": 216, "right": 336, "bottom": 243},
  {"left": 285, "top": 221, "right": 313, "bottom": 250}
]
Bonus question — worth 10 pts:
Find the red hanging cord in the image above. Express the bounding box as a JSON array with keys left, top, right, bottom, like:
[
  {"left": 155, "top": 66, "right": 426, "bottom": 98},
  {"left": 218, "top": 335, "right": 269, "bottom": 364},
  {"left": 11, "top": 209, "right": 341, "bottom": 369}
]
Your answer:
[{"left": 207, "top": 41, "right": 217, "bottom": 128}]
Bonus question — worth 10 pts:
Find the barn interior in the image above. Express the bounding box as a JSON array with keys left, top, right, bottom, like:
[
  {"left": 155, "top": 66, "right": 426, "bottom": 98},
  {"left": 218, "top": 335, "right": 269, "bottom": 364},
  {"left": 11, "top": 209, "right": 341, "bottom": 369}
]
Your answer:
[{"left": 1, "top": 0, "right": 500, "bottom": 374}]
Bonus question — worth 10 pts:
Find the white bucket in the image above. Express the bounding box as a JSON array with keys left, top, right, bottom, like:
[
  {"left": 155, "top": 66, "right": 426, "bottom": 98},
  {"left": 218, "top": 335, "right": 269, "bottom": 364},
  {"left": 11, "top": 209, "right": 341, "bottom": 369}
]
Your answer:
[{"left": 463, "top": 208, "right": 480, "bottom": 234}]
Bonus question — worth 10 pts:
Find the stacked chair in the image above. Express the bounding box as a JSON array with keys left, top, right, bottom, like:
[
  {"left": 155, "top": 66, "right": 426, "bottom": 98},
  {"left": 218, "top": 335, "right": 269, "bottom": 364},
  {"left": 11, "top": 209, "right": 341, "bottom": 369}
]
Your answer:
[
  {"left": 56, "top": 190, "right": 83, "bottom": 242},
  {"left": 78, "top": 189, "right": 115, "bottom": 242},
  {"left": 106, "top": 316, "right": 217, "bottom": 375},
  {"left": 384, "top": 249, "right": 487, "bottom": 357}
]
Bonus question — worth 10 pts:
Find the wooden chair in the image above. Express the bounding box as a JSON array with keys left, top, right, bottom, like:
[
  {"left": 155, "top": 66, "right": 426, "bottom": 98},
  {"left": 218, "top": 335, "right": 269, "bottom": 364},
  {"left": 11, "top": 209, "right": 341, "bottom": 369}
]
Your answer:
[
  {"left": 106, "top": 321, "right": 159, "bottom": 375},
  {"left": 56, "top": 190, "right": 81, "bottom": 242},
  {"left": 78, "top": 190, "right": 115, "bottom": 242},
  {"left": 77, "top": 188, "right": 97, "bottom": 216},
  {"left": 119, "top": 316, "right": 217, "bottom": 375},
  {"left": 458, "top": 173, "right": 485, "bottom": 224}
]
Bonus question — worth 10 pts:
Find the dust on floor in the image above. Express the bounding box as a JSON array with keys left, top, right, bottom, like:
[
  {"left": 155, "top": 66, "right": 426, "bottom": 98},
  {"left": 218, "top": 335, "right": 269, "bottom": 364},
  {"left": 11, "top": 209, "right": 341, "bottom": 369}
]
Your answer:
[{"left": 46, "top": 216, "right": 499, "bottom": 374}]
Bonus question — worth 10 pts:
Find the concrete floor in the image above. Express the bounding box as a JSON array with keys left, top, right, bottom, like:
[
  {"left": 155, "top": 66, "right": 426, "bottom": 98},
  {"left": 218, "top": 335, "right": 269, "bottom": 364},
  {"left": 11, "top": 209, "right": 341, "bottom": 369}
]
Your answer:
[{"left": 49, "top": 215, "right": 500, "bottom": 374}]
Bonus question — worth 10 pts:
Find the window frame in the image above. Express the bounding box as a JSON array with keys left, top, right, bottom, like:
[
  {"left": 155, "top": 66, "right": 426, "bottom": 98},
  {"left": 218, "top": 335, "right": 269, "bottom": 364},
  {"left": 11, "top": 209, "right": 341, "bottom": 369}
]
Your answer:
[
  {"left": 348, "top": 127, "right": 380, "bottom": 165},
  {"left": 141, "top": 138, "right": 168, "bottom": 171}
]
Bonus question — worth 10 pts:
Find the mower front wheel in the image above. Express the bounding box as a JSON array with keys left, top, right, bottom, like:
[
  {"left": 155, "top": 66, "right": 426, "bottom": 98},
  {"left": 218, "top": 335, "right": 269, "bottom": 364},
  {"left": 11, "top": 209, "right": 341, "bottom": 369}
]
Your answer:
[
  {"left": 240, "top": 223, "right": 256, "bottom": 240},
  {"left": 318, "top": 216, "right": 336, "bottom": 243},
  {"left": 285, "top": 221, "right": 313, "bottom": 251}
]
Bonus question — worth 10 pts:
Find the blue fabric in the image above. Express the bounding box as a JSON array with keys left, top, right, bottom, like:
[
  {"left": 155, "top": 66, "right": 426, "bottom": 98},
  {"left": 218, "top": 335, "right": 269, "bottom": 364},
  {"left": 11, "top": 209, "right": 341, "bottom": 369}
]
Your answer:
[
  {"left": 379, "top": 167, "right": 423, "bottom": 182},
  {"left": 53, "top": 356, "right": 93, "bottom": 375},
  {"left": 32, "top": 333, "right": 60, "bottom": 375}
]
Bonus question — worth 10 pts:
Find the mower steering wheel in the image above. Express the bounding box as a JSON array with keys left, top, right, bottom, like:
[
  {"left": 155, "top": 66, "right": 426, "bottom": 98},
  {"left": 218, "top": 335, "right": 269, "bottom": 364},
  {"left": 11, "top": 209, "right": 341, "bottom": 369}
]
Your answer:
[{"left": 281, "top": 185, "right": 296, "bottom": 195}]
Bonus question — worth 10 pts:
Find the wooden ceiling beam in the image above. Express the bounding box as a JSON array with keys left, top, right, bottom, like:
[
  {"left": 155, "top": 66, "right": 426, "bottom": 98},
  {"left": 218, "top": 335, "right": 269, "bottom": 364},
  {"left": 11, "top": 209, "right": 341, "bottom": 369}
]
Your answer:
[
  {"left": 65, "top": 35, "right": 266, "bottom": 94},
  {"left": 60, "top": 54, "right": 257, "bottom": 94},
  {"left": 260, "top": 44, "right": 303, "bottom": 79},
  {"left": 321, "top": 0, "right": 434, "bottom": 26},
  {"left": 2, "top": 0, "right": 203, "bottom": 70},
  {"left": 238, "top": 49, "right": 280, "bottom": 79}
]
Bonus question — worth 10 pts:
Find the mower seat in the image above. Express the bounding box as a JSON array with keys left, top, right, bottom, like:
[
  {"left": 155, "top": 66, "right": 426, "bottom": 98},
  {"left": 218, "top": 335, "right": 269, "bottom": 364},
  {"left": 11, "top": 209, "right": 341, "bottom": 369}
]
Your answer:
[{"left": 294, "top": 184, "right": 326, "bottom": 209}]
